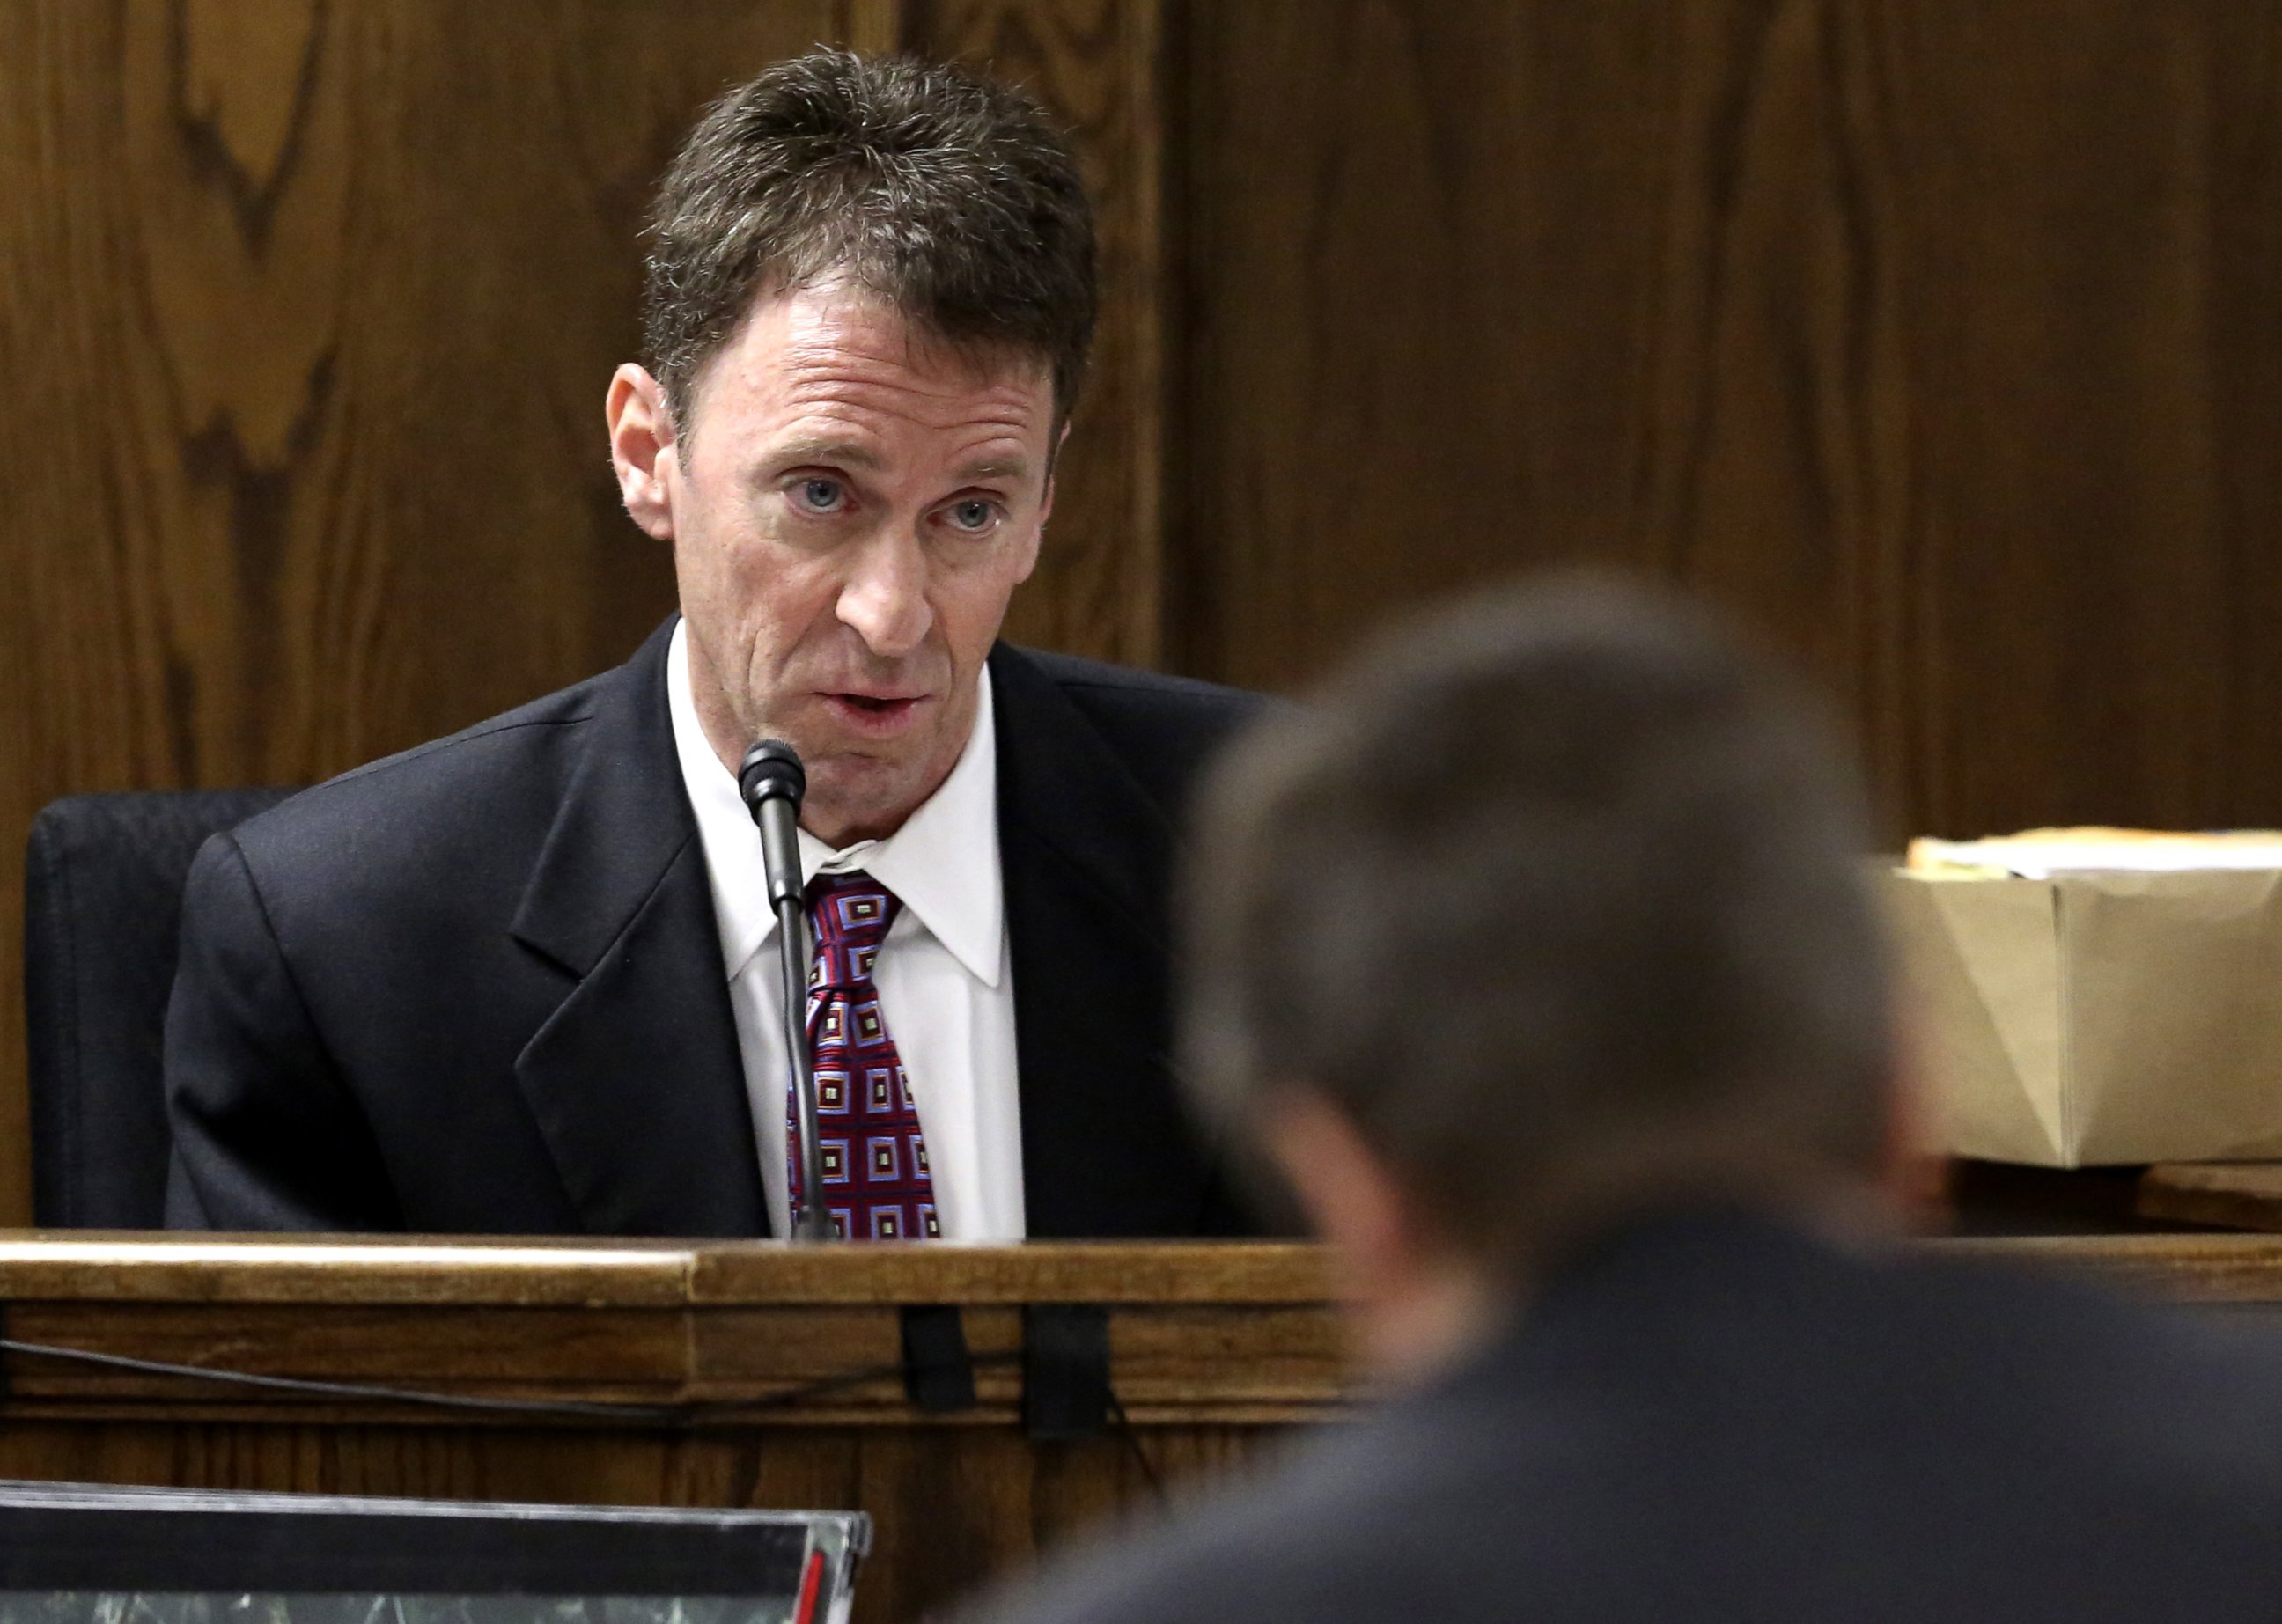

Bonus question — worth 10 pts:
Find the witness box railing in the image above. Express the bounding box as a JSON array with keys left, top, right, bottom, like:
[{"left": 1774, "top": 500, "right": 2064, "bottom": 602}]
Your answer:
[{"left": 0, "top": 1229, "right": 2269, "bottom": 1622}]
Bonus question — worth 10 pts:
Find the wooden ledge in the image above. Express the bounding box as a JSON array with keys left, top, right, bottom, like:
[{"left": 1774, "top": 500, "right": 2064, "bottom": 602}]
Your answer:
[
  {"left": 0, "top": 1237, "right": 1346, "bottom": 1423},
  {"left": 0, "top": 1235, "right": 1333, "bottom": 1309},
  {"left": 8, "top": 1228, "right": 2280, "bottom": 1317},
  {"left": 2137, "top": 1162, "right": 2282, "bottom": 1232},
  {"left": 0, "top": 1230, "right": 2271, "bottom": 1427},
  {"left": 0, "top": 1234, "right": 698, "bottom": 1304},
  {"left": 689, "top": 1240, "right": 1332, "bottom": 1304}
]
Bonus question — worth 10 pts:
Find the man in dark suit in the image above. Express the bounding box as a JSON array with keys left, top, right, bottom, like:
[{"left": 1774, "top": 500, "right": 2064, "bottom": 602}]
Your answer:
[
  {"left": 976, "top": 581, "right": 2282, "bottom": 1623},
  {"left": 164, "top": 51, "right": 1257, "bottom": 1239}
]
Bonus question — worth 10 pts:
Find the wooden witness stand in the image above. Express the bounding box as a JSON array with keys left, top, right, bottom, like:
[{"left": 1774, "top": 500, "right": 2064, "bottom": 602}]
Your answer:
[
  {"left": 0, "top": 1221, "right": 2279, "bottom": 1621},
  {"left": 0, "top": 1238, "right": 1343, "bottom": 1622}
]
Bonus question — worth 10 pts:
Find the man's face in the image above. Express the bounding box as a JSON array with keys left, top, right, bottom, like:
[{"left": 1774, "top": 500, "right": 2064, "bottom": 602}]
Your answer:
[{"left": 615, "top": 286, "right": 1056, "bottom": 845}]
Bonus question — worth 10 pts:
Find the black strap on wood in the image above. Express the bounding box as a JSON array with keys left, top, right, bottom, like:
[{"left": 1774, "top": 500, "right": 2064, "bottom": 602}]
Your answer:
[
  {"left": 898, "top": 1304, "right": 975, "bottom": 1413},
  {"left": 1021, "top": 1303, "right": 1110, "bottom": 1441}
]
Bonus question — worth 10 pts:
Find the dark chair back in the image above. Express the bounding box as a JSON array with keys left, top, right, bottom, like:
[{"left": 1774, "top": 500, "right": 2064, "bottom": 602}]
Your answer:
[{"left": 25, "top": 789, "right": 296, "bottom": 1227}]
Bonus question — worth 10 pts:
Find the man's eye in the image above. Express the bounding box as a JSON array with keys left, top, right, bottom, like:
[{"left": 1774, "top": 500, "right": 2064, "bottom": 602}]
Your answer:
[
  {"left": 791, "top": 477, "right": 846, "bottom": 513},
  {"left": 946, "top": 498, "right": 998, "bottom": 533}
]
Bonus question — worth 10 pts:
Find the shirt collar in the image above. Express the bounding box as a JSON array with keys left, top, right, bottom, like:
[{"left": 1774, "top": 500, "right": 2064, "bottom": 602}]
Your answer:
[{"left": 666, "top": 619, "right": 1005, "bottom": 988}]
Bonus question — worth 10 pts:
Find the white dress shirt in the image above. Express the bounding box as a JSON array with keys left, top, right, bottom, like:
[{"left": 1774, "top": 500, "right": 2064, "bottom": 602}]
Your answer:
[{"left": 666, "top": 621, "right": 1027, "bottom": 1239}]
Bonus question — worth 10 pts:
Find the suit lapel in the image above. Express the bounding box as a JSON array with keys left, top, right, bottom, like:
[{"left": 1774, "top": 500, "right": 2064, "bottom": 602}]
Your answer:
[
  {"left": 507, "top": 619, "right": 767, "bottom": 1238},
  {"left": 990, "top": 645, "right": 1218, "bottom": 1237}
]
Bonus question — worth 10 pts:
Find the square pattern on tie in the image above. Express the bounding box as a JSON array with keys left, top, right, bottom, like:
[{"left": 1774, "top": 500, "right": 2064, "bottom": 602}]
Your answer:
[{"left": 787, "top": 872, "right": 938, "bottom": 1242}]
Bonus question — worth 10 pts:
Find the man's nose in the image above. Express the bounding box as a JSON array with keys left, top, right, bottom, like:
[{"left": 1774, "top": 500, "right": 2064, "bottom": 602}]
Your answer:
[{"left": 836, "top": 528, "right": 934, "bottom": 657}]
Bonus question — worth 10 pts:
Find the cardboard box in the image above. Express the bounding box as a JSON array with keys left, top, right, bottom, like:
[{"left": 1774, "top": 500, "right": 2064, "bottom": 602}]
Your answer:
[{"left": 1883, "top": 867, "right": 2282, "bottom": 1166}]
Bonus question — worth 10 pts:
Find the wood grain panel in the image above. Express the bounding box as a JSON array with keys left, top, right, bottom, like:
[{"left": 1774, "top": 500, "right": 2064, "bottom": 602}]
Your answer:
[
  {"left": 0, "top": 1236, "right": 1328, "bottom": 1622},
  {"left": 0, "top": 0, "right": 889, "bottom": 1225},
  {"left": 689, "top": 1237, "right": 1332, "bottom": 1302},
  {"left": 0, "top": 1236, "right": 1342, "bottom": 1422},
  {"left": 1179, "top": 2, "right": 1682, "bottom": 682},
  {"left": 2138, "top": 1161, "right": 2282, "bottom": 1232},
  {"left": 0, "top": 1231, "right": 2265, "bottom": 1618},
  {"left": 907, "top": 0, "right": 1168, "bottom": 666},
  {"left": 1180, "top": 1, "right": 2282, "bottom": 850},
  {"left": 0, "top": 1232, "right": 1329, "bottom": 1302},
  {"left": 0, "top": 1234, "right": 696, "bottom": 1301}
]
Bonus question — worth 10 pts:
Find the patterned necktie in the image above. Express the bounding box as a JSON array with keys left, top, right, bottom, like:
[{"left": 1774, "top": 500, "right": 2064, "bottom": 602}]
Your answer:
[{"left": 788, "top": 872, "right": 939, "bottom": 1240}]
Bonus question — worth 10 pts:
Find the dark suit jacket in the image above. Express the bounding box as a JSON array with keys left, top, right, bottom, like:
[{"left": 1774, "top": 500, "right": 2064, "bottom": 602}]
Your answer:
[
  {"left": 982, "top": 1209, "right": 2282, "bottom": 1623},
  {"left": 164, "top": 617, "right": 1262, "bottom": 1238}
]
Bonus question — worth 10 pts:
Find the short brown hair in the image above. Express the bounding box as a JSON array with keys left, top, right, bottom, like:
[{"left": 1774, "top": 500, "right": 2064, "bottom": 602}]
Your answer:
[
  {"left": 643, "top": 49, "right": 1096, "bottom": 433},
  {"left": 1183, "top": 578, "right": 1894, "bottom": 1273}
]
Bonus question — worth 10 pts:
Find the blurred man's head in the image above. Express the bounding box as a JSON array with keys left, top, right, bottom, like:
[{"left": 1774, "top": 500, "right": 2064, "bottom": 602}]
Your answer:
[
  {"left": 607, "top": 51, "right": 1095, "bottom": 845},
  {"left": 1183, "top": 579, "right": 1900, "bottom": 1375}
]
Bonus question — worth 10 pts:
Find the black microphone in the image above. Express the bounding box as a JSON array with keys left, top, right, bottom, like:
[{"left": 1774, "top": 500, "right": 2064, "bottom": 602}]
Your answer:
[
  {"left": 738, "top": 739, "right": 836, "bottom": 1243},
  {"left": 738, "top": 739, "right": 807, "bottom": 909}
]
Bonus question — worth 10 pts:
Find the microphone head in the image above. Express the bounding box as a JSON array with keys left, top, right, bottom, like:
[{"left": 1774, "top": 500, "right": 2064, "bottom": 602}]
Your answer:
[{"left": 738, "top": 738, "right": 806, "bottom": 815}]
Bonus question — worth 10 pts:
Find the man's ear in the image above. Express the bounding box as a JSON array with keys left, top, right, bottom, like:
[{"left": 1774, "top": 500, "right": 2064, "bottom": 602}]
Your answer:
[
  {"left": 1257, "top": 1088, "right": 1421, "bottom": 1302},
  {"left": 607, "top": 364, "right": 679, "bottom": 541},
  {"left": 1258, "top": 1087, "right": 1494, "bottom": 1380},
  {"left": 1881, "top": 1014, "right": 1950, "bottom": 1228}
]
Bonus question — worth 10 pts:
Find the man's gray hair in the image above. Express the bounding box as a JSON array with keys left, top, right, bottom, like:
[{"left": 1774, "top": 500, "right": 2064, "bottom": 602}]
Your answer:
[{"left": 1181, "top": 577, "right": 1896, "bottom": 1271}]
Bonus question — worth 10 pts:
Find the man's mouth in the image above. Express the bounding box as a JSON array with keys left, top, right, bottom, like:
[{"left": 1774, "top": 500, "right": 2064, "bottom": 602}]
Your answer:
[{"left": 821, "top": 691, "right": 930, "bottom": 735}]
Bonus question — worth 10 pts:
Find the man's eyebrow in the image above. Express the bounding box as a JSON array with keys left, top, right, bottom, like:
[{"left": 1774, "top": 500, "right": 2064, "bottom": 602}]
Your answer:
[
  {"left": 955, "top": 455, "right": 1033, "bottom": 484},
  {"left": 762, "top": 440, "right": 1034, "bottom": 484},
  {"left": 770, "top": 437, "right": 884, "bottom": 471}
]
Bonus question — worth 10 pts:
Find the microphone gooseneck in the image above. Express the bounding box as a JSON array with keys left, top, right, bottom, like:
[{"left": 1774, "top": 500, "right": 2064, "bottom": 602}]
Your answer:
[{"left": 740, "top": 738, "right": 836, "bottom": 1243}]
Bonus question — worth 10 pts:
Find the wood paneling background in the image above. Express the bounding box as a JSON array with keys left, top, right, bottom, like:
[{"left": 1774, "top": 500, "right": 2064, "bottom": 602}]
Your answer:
[
  {"left": 909, "top": 0, "right": 1170, "bottom": 667},
  {"left": 9, "top": 0, "right": 2282, "bottom": 1222},
  {"left": 1180, "top": 1, "right": 2282, "bottom": 844}
]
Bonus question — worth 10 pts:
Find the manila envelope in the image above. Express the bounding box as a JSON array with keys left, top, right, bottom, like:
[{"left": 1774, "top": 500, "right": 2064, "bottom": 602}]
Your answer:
[{"left": 1881, "top": 868, "right": 2282, "bottom": 1166}]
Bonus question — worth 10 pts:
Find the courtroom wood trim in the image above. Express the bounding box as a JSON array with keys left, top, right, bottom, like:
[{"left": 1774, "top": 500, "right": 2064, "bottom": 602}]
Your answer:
[
  {"left": 4, "top": 1231, "right": 2276, "bottom": 1439},
  {"left": 0, "top": 1237, "right": 696, "bottom": 1304},
  {"left": 0, "top": 1224, "right": 2267, "bottom": 1624},
  {"left": 0, "top": 1237, "right": 1330, "bottom": 1306},
  {"left": 0, "top": 1238, "right": 1349, "bottom": 1429},
  {"left": 688, "top": 1240, "right": 1331, "bottom": 1304},
  {"left": 2134, "top": 1161, "right": 2282, "bottom": 1233}
]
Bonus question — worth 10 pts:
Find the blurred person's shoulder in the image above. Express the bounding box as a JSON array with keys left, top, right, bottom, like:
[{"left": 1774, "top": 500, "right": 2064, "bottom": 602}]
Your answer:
[
  {"left": 972, "top": 1212, "right": 2282, "bottom": 1624},
  {"left": 1888, "top": 1224, "right": 2282, "bottom": 1484},
  {"left": 974, "top": 1388, "right": 1557, "bottom": 1624}
]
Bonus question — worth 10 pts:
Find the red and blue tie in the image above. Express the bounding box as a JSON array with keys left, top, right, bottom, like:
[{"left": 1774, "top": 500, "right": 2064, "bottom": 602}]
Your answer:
[{"left": 788, "top": 872, "right": 939, "bottom": 1240}]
